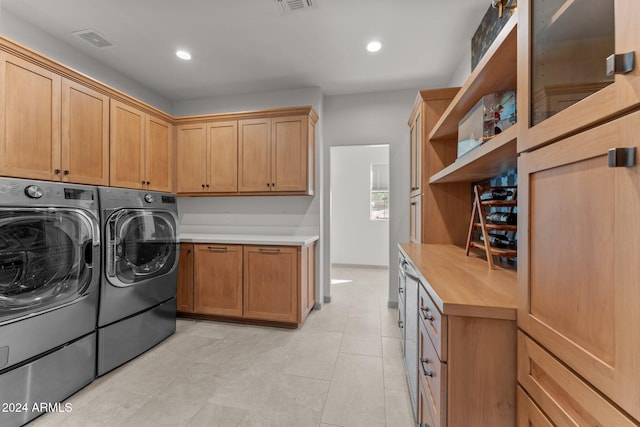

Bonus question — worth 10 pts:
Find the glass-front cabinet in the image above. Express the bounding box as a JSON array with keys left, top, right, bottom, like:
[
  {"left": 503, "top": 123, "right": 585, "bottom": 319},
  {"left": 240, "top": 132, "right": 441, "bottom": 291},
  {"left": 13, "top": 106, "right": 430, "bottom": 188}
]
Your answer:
[{"left": 518, "top": 0, "right": 640, "bottom": 151}]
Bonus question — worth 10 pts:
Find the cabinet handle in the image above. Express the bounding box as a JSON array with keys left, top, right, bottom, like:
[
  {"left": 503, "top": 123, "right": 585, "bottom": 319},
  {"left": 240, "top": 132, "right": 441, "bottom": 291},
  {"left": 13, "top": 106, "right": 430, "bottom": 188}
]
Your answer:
[
  {"left": 64, "top": 170, "right": 70, "bottom": 175},
  {"left": 142, "top": 180, "right": 146, "bottom": 186},
  {"left": 54, "top": 169, "right": 61, "bottom": 174},
  {"left": 606, "top": 52, "right": 635, "bottom": 76},
  {"left": 207, "top": 246, "right": 227, "bottom": 251},
  {"left": 259, "top": 248, "right": 281, "bottom": 253},
  {"left": 420, "top": 307, "right": 434, "bottom": 321},
  {"left": 186, "top": 249, "right": 191, "bottom": 254},
  {"left": 202, "top": 184, "right": 206, "bottom": 189},
  {"left": 272, "top": 182, "right": 275, "bottom": 187},
  {"left": 146, "top": 181, "right": 150, "bottom": 185},
  {"left": 398, "top": 286, "right": 404, "bottom": 294},
  {"left": 397, "top": 320, "right": 403, "bottom": 329},
  {"left": 607, "top": 147, "right": 636, "bottom": 167},
  {"left": 267, "top": 183, "right": 271, "bottom": 187},
  {"left": 420, "top": 358, "right": 433, "bottom": 377},
  {"left": 205, "top": 184, "right": 210, "bottom": 188}
]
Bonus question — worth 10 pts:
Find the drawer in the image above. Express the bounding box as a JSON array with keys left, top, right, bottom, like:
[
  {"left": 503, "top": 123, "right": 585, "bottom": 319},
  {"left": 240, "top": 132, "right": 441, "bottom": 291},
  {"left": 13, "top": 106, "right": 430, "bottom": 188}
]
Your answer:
[
  {"left": 419, "top": 283, "right": 447, "bottom": 361},
  {"left": 418, "top": 377, "right": 435, "bottom": 427},
  {"left": 518, "top": 332, "right": 638, "bottom": 427},
  {"left": 420, "top": 319, "right": 447, "bottom": 427},
  {"left": 516, "top": 386, "right": 553, "bottom": 427}
]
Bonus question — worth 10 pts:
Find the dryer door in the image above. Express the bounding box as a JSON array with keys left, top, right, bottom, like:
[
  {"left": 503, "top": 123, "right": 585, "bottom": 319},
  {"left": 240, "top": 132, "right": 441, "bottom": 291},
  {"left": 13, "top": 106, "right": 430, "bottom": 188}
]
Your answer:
[
  {"left": 106, "top": 209, "right": 178, "bottom": 287},
  {"left": 0, "top": 209, "right": 97, "bottom": 325}
]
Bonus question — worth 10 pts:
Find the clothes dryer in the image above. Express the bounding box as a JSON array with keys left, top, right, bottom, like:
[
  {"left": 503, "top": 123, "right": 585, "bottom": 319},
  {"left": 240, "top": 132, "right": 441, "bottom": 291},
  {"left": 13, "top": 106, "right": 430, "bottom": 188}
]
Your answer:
[{"left": 97, "top": 187, "right": 178, "bottom": 376}]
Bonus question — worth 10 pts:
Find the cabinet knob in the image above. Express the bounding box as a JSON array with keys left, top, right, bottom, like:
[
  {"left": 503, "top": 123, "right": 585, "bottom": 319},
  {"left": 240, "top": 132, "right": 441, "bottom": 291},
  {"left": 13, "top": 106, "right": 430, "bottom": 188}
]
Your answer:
[
  {"left": 267, "top": 183, "right": 271, "bottom": 187},
  {"left": 54, "top": 169, "right": 61, "bottom": 174},
  {"left": 64, "top": 170, "right": 70, "bottom": 175},
  {"left": 146, "top": 181, "right": 150, "bottom": 185},
  {"left": 142, "top": 180, "right": 146, "bottom": 185},
  {"left": 272, "top": 182, "right": 275, "bottom": 187},
  {"left": 202, "top": 184, "right": 206, "bottom": 189},
  {"left": 206, "top": 184, "right": 210, "bottom": 188},
  {"left": 397, "top": 320, "right": 403, "bottom": 329}
]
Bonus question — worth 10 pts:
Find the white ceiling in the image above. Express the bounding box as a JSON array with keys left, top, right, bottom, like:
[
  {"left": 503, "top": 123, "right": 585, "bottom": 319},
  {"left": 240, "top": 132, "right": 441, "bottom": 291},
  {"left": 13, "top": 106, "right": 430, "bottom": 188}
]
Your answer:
[{"left": 2, "top": 0, "right": 492, "bottom": 102}]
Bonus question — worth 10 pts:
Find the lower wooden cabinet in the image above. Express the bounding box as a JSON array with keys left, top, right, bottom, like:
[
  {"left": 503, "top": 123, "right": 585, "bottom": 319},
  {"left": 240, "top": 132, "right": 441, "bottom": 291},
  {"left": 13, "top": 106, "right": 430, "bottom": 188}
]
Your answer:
[
  {"left": 517, "top": 332, "right": 638, "bottom": 427},
  {"left": 177, "top": 243, "right": 194, "bottom": 313},
  {"left": 243, "top": 245, "right": 298, "bottom": 323},
  {"left": 194, "top": 244, "right": 243, "bottom": 317},
  {"left": 177, "top": 241, "right": 316, "bottom": 326}
]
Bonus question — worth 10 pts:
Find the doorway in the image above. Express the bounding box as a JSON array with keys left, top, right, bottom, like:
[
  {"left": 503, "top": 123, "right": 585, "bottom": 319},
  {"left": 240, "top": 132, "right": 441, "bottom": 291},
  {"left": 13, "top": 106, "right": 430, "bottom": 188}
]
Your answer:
[{"left": 330, "top": 144, "right": 389, "bottom": 290}]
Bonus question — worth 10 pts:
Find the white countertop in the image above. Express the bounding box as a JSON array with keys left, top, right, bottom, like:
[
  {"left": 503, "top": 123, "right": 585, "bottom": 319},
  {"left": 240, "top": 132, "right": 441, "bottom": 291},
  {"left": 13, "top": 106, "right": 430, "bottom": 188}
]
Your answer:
[{"left": 179, "top": 233, "right": 319, "bottom": 246}]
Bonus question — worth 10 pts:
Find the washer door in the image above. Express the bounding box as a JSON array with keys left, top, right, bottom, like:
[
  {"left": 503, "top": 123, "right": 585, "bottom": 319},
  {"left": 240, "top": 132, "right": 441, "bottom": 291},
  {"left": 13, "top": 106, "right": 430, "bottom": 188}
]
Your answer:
[
  {"left": 0, "top": 209, "right": 97, "bottom": 325},
  {"left": 106, "top": 209, "right": 177, "bottom": 287}
]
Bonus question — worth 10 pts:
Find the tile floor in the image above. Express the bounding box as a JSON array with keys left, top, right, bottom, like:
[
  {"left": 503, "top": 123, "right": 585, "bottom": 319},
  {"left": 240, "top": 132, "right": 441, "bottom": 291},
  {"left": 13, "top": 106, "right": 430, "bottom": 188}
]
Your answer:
[{"left": 29, "top": 266, "right": 414, "bottom": 427}]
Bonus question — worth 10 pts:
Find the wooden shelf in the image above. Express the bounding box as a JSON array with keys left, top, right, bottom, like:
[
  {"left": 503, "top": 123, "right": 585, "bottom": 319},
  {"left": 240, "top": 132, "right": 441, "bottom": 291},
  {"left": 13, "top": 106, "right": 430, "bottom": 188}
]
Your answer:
[
  {"left": 429, "top": 124, "right": 517, "bottom": 184},
  {"left": 469, "top": 242, "right": 517, "bottom": 258},
  {"left": 475, "top": 223, "right": 518, "bottom": 232},
  {"left": 429, "top": 11, "right": 518, "bottom": 141}
]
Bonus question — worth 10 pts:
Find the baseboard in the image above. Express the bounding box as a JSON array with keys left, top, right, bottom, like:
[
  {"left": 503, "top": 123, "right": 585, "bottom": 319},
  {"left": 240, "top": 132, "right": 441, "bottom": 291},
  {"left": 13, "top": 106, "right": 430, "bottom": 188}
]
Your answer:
[{"left": 331, "top": 263, "right": 389, "bottom": 270}]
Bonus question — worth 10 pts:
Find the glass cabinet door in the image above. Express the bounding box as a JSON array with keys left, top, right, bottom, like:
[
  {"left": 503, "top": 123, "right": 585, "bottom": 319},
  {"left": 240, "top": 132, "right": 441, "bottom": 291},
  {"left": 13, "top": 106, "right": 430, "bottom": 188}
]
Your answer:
[
  {"left": 531, "top": 0, "right": 614, "bottom": 126},
  {"left": 520, "top": 0, "right": 640, "bottom": 151}
]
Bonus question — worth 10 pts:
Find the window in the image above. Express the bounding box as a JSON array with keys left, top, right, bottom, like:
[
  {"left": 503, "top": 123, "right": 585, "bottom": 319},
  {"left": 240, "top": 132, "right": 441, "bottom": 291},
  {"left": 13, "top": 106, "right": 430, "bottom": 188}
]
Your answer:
[{"left": 370, "top": 163, "right": 389, "bottom": 220}]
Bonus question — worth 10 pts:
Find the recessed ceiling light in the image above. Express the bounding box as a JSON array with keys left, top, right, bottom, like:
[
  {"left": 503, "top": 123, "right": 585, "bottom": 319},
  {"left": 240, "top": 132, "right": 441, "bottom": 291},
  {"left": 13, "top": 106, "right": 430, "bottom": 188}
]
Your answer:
[
  {"left": 366, "top": 40, "right": 382, "bottom": 53},
  {"left": 176, "top": 50, "right": 192, "bottom": 60}
]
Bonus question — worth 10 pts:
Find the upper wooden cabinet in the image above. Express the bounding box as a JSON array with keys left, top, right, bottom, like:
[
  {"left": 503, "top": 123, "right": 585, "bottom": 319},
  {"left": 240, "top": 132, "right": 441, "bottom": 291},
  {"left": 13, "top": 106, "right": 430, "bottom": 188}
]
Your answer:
[
  {"left": 110, "top": 100, "right": 173, "bottom": 192},
  {"left": 518, "top": 0, "right": 640, "bottom": 151},
  {"left": 177, "top": 108, "right": 317, "bottom": 196},
  {"left": 0, "top": 52, "right": 109, "bottom": 185},
  {"left": 176, "top": 121, "right": 238, "bottom": 193},
  {"left": 238, "top": 115, "right": 314, "bottom": 194}
]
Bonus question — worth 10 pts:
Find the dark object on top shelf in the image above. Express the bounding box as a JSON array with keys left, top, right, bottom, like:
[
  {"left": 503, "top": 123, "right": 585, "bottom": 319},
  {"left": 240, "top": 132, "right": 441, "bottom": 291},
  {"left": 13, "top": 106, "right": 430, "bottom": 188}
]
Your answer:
[
  {"left": 471, "top": 0, "right": 517, "bottom": 71},
  {"left": 480, "top": 188, "right": 514, "bottom": 201}
]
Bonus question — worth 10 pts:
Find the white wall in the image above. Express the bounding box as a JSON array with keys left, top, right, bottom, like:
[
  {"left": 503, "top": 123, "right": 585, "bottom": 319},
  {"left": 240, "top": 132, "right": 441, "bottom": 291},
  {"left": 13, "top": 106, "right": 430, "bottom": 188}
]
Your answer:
[
  {"left": 447, "top": 52, "right": 472, "bottom": 88},
  {"left": 322, "top": 89, "right": 416, "bottom": 305},
  {"left": 0, "top": 10, "right": 171, "bottom": 112},
  {"left": 331, "top": 145, "right": 389, "bottom": 267}
]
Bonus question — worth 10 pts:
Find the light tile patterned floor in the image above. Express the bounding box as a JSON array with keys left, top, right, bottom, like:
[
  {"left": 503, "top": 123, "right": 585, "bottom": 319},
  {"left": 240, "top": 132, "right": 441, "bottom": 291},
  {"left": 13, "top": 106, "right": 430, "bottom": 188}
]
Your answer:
[{"left": 28, "top": 266, "right": 414, "bottom": 427}]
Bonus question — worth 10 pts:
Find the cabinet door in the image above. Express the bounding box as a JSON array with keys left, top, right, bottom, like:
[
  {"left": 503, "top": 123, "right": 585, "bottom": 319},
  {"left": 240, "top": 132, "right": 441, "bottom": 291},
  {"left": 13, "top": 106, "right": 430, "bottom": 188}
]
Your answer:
[
  {"left": 110, "top": 100, "right": 145, "bottom": 189},
  {"left": 410, "top": 112, "right": 421, "bottom": 198},
  {"left": 243, "top": 245, "right": 298, "bottom": 323},
  {"left": 271, "top": 116, "right": 308, "bottom": 192},
  {"left": 177, "top": 243, "right": 194, "bottom": 313},
  {"left": 520, "top": 0, "right": 640, "bottom": 151},
  {"left": 238, "top": 118, "right": 271, "bottom": 192},
  {"left": 145, "top": 115, "right": 173, "bottom": 193},
  {"left": 176, "top": 124, "right": 207, "bottom": 193},
  {"left": 516, "top": 387, "right": 553, "bottom": 427},
  {"left": 207, "top": 121, "right": 238, "bottom": 192},
  {"left": 518, "top": 110, "right": 640, "bottom": 421},
  {"left": 410, "top": 195, "right": 422, "bottom": 243},
  {"left": 194, "top": 244, "right": 243, "bottom": 317},
  {"left": 61, "top": 79, "right": 109, "bottom": 185},
  {"left": 0, "top": 52, "right": 61, "bottom": 181}
]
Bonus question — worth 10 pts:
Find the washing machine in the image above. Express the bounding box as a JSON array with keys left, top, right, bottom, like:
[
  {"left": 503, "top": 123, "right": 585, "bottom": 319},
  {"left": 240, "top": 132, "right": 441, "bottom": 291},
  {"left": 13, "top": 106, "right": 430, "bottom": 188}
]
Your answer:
[
  {"left": 96, "top": 186, "right": 178, "bottom": 376},
  {"left": 0, "top": 177, "right": 100, "bottom": 427}
]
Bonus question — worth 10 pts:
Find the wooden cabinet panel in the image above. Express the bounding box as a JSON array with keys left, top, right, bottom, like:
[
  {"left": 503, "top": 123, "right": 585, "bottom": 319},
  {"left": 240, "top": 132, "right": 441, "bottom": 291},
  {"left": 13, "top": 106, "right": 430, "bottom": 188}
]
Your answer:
[
  {"left": 418, "top": 378, "right": 435, "bottom": 427},
  {"left": 207, "top": 121, "right": 238, "bottom": 192},
  {"left": 177, "top": 243, "right": 194, "bottom": 313},
  {"left": 110, "top": 100, "right": 145, "bottom": 189},
  {"left": 300, "top": 242, "right": 316, "bottom": 320},
  {"left": 176, "top": 124, "right": 207, "bottom": 193},
  {"left": 517, "top": 332, "right": 637, "bottom": 427},
  {"left": 271, "top": 115, "right": 307, "bottom": 192},
  {"left": 409, "top": 195, "right": 422, "bottom": 243},
  {"left": 410, "top": 112, "right": 421, "bottom": 197},
  {"left": 145, "top": 115, "right": 173, "bottom": 192},
  {"left": 518, "top": 111, "right": 640, "bottom": 420},
  {"left": 61, "top": 79, "right": 109, "bottom": 185},
  {"left": 418, "top": 283, "right": 447, "bottom": 361},
  {"left": 238, "top": 118, "right": 271, "bottom": 192},
  {"left": 243, "top": 245, "right": 297, "bottom": 323},
  {"left": 194, "top": 244, "right": 243, "bottom": 317},
  {"left": 0, "top": 52, "right": 61, "bottom": 180},
  {"left": 419, "top": 320, "right": 446, "bottom": 427},
  {"left": 516, "top": 387, "right": 553, "bottom": 427}
]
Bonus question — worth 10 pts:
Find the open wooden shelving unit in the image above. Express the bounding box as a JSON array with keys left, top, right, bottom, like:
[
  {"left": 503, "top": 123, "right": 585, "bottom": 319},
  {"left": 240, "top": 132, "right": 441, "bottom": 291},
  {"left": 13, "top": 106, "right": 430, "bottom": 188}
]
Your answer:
[{"left": 428, "top": 10, "right": 519, "bottom": 185}]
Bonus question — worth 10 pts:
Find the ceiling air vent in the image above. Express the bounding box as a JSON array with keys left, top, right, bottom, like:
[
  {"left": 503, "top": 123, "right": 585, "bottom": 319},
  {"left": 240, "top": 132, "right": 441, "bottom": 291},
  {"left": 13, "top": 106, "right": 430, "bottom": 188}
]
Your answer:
[
  {"left": 72, "top": 29, "right": 115, "bottom": 49},
  {"left": 274, "top": 0, "right": 317, "bottom": 15}
]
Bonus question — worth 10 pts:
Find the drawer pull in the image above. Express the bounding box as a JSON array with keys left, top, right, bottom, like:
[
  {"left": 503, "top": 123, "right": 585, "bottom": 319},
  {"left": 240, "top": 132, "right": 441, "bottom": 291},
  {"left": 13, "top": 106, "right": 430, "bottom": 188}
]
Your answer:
[
  {"left": 420, "top": 307, "right": 434, "bottom": 321},
  {"left": 259, "top": 248, "right": 281, "bottom": 253},
  {"left": 398, "top": 287, "right": 404, "bottom": 294},
  {"left": 397, "top": 320, "right": 404, "bottom": 329},
  {"left": 207, "top": 246, "right": 227, "bottom": 251},
  {"left": 420, "top": 358, "right": 433, "bottom": 377}
]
